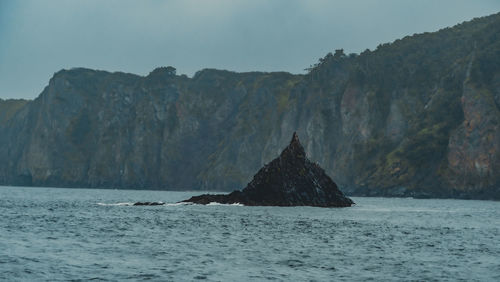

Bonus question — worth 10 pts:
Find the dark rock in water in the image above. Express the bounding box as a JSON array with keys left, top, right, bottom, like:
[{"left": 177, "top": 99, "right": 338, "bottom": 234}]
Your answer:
[
  {"left": 182, "top": 132, "right": 354, "bottom": 207},
  {"left": 133, "top": 201, "right": 165, "bottom": 206}
]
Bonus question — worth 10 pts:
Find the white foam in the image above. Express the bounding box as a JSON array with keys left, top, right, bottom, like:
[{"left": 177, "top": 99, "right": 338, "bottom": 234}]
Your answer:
[
  {"left": 207, "top": 202, "right": 244, "bottom": 206},
  {"left": 97, "top": 201, "right": 243, "bottom": 207},
  {"left": 164, "top": 202, "right": 190, "bottom": 206}
]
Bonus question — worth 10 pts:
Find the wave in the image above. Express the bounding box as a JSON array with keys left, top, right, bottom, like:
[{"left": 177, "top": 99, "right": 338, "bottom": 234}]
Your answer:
[
  {"left": 164, "top": 202, "right": 190, "bottom": 206},
  {"left": 97, "top": 202, "right": 244, "bottom": 207},
  {"left": 206, "top": 202, "right": 244, "bottom": 206},
  {"left": 97, "top": 202, "right": 191, "bottom": 207}
]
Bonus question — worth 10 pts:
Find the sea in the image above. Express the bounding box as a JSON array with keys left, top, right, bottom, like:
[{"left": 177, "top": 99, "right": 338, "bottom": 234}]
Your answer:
[{"left": 0, "top": 186, "right": 499, "bottom": 281}]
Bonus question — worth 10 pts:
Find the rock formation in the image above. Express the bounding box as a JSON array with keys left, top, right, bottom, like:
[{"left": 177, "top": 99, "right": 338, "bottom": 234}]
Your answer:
[{"left": 182, "top": 133, "right": 354, "bottom": 207}]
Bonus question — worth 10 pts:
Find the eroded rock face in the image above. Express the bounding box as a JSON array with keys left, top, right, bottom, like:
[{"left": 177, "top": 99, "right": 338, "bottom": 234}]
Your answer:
[{"left": 182, "top": 133, "right": 354, "bottom": 207}]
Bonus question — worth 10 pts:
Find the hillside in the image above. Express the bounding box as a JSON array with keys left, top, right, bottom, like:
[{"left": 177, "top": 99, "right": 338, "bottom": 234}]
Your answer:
[{"left": 0, "top": 12, "right": 499, "bottom": 199}]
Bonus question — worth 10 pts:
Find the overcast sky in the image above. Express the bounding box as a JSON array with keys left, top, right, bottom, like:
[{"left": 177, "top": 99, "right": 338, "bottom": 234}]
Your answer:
[{"left": 1, "top": 0, "right": 499, "bottom": 99}]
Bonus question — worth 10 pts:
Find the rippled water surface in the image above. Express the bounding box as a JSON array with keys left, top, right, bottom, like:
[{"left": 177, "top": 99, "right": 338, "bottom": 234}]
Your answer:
[{"left": 1, "top": 186, "right": 499, "bottom": 281}]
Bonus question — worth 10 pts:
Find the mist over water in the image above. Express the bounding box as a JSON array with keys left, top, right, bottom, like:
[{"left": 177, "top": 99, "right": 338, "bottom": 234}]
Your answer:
[{"left": 1, "top": 186, "right": 499, "bottom": 281}]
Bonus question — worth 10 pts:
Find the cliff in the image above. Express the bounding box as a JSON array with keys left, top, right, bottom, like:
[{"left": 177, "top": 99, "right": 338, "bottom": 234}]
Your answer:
[
  {"left": 1, "top": 13, "right": 499, "bottom": 199},
  {"left": 0, "top": 99, "right": 29, "bottom": 126}
]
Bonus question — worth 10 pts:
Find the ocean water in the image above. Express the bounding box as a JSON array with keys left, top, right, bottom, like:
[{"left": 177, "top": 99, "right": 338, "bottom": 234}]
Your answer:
[{"left": 0, "top": 186, "right": 499, "bottom": 281}]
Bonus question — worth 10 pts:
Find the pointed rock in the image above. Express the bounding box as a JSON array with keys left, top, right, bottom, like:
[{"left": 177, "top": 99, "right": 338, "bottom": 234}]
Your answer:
[{"left": 182, "top": 132, "right": 354, "bottom": 207}]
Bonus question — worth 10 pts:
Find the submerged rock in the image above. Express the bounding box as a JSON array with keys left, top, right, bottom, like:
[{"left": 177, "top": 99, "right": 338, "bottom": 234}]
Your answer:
[
  {"left": 182, "top": 132, "right": 354, "bottom": 207},
  {"left": 133, "top": 201, "right": 165, "bottom": 206}
]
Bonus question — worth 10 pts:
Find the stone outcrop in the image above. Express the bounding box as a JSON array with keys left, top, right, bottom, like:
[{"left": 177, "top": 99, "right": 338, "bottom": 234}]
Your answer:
[{"left": 182, "top": 133, "right": 354, "bottom": 207}]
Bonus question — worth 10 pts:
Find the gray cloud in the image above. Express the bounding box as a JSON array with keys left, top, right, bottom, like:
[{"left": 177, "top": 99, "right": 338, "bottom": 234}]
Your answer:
[{"left": 1, "top": 0, "right": 499, "bottom": 99}]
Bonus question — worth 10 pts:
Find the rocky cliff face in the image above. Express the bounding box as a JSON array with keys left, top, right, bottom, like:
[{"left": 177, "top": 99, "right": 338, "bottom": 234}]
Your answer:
[
  {"left": 1, "top": 13, "right": 499, "bottom": 199},
  {"left": 0, "top": 99, "right": 28, "bottom": 126}
]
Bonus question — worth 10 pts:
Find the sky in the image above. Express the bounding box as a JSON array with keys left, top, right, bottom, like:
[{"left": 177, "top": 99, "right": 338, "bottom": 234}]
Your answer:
[{"left": 1, "top": 0, "right": 500, "bottom": 99}]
